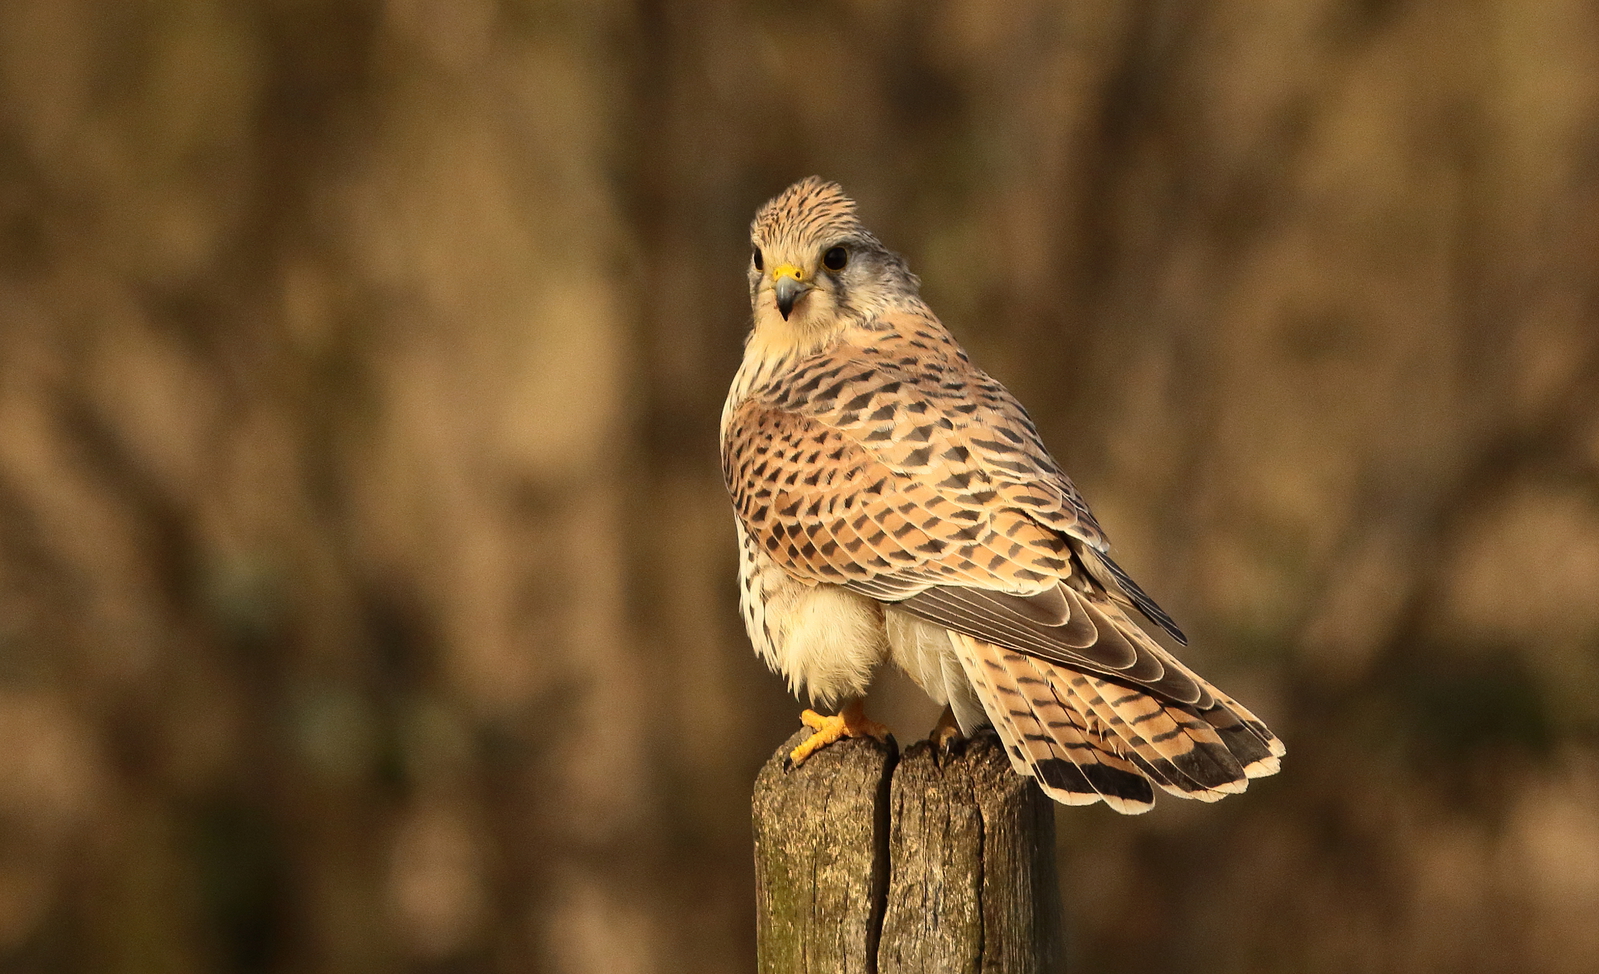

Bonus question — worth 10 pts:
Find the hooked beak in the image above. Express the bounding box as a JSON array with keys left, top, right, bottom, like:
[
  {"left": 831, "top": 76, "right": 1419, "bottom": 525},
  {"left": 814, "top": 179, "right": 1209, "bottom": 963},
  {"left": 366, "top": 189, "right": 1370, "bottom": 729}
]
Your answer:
[{"left": 772, "top": 264, "right": 810, "bottom": 320}]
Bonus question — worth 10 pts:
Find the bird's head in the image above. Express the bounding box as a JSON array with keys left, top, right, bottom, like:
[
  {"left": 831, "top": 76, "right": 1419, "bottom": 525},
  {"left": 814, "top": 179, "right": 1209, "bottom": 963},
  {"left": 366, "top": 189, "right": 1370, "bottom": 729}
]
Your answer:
[{"left": 747, "top": 177, "right": 920, "bottom": 340}]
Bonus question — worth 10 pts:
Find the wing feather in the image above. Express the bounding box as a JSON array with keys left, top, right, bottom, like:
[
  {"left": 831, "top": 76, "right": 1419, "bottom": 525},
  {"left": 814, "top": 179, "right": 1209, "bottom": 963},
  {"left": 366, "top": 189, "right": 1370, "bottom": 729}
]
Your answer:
[
  {"left": 725, "top": 384, "right": 1202, "bottom": 701},
  {"left": 722, "top": 316, "right": 1261, "bottom": 728}
]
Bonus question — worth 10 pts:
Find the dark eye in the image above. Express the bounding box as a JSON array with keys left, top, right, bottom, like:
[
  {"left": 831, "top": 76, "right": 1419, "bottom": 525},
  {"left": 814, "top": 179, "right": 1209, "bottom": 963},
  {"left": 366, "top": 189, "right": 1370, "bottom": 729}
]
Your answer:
[
  {"left": 752, "top": 248, "right": 764, "bottom": 271},
  {"left": 823, "top": 246, "right": 848, "bottom": 271}
]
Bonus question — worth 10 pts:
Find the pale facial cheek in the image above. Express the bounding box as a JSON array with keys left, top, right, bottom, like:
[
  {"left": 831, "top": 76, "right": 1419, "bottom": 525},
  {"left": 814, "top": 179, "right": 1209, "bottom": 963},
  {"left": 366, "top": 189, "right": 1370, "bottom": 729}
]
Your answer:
[{"left": 792, "top": 288, "right": 837, "bottom": 325}]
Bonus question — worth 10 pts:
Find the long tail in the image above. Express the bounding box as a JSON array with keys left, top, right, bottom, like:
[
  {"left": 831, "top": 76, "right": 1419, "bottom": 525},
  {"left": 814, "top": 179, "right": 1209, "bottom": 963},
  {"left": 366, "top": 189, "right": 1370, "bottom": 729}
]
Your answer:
[{"left": 950, "top": 629, "right": 1284, "bottom": 814}]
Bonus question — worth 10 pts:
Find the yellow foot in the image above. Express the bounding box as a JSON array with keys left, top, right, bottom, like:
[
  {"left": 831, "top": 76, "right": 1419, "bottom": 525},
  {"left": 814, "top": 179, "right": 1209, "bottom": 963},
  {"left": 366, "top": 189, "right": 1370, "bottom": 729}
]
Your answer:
[{"left": 786, "top": 701, "right": 890, "bottom": 769}]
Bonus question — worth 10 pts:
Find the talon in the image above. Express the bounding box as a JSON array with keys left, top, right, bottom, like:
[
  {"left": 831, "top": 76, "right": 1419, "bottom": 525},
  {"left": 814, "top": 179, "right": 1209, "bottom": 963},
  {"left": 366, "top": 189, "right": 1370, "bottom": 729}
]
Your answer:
[
  {"left": 787, "top": 700, "right": 889, "bottom": 768},
  {"left": 930, "top": 705, "right": 964, "bottom": 760}
]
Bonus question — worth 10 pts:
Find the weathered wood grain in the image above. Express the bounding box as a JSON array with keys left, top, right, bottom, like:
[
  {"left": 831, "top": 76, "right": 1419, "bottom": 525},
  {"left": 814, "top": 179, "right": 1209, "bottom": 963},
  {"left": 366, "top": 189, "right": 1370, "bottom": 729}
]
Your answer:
[
  {"left": 878, "top": 739, "right": 983, "bottom": 974},
  {"left": 754, "top": 729, "right": 1063, "bottom": 974},
  {"left": 753, "top": 729, "right": 896, "bottom": 974},
  {"left": 968, "top": 732, "right": 1065, "bottom": 974}
]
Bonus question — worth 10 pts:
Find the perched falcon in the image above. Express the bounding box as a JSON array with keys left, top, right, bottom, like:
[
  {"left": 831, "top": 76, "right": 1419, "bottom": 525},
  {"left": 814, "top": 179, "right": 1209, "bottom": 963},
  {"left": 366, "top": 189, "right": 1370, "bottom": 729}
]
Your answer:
[{"left": 721, "top": 177, "right": 1283, "bottom": 813}]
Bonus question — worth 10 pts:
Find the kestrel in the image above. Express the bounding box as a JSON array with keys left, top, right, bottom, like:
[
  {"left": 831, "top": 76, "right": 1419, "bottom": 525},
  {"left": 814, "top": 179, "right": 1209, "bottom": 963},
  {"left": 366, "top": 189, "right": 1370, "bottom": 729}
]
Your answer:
[{"left": 721, "top": 177, "right": 1283, "bottom": 813}]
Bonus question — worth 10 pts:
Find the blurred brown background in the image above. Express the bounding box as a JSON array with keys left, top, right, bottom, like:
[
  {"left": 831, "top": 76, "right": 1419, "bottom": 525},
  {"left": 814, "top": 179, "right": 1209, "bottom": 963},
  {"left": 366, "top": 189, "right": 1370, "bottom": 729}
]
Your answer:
[{"left": 2, "top": 1, "right": 1598, "bottom": 972}]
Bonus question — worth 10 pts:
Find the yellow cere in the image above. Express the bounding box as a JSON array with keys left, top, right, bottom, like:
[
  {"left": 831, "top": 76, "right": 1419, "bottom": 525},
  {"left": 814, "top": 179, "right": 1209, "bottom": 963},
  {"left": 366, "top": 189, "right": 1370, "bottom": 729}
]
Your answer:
[{"left": 772, "top": 263, "right": 805, "bottom": 282}]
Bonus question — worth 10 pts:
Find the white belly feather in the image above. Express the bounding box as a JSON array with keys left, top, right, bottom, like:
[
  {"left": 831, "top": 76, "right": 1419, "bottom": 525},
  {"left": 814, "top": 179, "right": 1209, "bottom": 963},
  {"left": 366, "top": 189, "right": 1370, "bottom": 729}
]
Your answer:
[
  {"left": 736, "top": 522, "right": 984, "bottom": 724},
  {"left": 736, "top": 522, "right": 886, "bottom": 704}
]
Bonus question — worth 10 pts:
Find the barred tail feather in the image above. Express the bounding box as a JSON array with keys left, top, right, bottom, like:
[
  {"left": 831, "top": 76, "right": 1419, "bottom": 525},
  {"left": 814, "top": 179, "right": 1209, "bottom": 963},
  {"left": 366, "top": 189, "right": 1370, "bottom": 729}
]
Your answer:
[
  {"left": 1178, "top": 675, "right": 1285, "bottom": 778},
  {"left": 949, "top": 625, "right": 1284, "bottom": 813},
  {"left": 1080, "top": 595, "right": 1285, "bottom": 788},
  {"left": 953, "top": 633, "right": 1155, "bottom": 813},
  {"left": 1053, "top": 667, "right": 1244, "bottom": 801}
]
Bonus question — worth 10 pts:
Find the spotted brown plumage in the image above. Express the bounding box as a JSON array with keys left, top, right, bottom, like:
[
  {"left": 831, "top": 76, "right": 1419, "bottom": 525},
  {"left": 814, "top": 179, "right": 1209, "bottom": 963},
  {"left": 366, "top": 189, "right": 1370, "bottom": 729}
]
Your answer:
[{"left": 722, "top": 177, "right": 1283, "bottom": 812}]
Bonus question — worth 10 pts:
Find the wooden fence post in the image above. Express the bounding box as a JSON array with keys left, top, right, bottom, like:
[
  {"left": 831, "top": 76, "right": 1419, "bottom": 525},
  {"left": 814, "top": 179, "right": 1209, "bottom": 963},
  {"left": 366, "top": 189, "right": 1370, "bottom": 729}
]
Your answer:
[{"left": 753, "top": 729, "right": 1065, "bottom": 974}]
